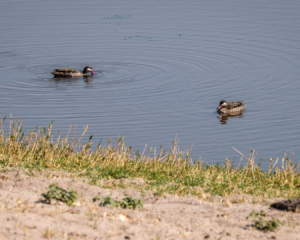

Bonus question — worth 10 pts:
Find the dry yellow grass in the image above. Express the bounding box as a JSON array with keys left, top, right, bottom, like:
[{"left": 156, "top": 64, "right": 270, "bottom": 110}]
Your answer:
[{"left": 1, "top": 117, "right": 300, "bottom": 199}]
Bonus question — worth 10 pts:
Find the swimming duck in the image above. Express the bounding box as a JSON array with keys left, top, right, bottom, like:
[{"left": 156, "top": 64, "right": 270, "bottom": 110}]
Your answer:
[
  {"left": 50, "top": 66, "right": 94, "bottom": 78},
  {"left": 217, "top": 100, "right": 246, "bottom": 114}
]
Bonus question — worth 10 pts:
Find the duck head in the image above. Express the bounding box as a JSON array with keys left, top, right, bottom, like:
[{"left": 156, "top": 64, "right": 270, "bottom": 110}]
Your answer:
[
  {"left": 217, "top": 100, "right": 227, "bottom": 110},
  {"left": 83, "top": 66, "right": 94, "bottom": 75}
]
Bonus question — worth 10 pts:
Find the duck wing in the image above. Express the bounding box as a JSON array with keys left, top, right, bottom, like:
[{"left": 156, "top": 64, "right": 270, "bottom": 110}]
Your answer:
[
  {"left": 54, "top": 68, "right": 81, "bottom": 73},
  {"left": 227, "top": 101, "right": 244, "bottom": 109}
]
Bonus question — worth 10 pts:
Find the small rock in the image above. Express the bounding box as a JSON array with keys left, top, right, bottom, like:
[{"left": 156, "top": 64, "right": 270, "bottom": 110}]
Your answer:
[{"left": 73, "top": 201, "right": 81, "bottom": 206}]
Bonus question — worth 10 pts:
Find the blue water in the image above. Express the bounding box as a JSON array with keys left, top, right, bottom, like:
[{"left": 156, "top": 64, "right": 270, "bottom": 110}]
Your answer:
[{"left": 1, "top": 0, "right": 300, "bottom": 170}]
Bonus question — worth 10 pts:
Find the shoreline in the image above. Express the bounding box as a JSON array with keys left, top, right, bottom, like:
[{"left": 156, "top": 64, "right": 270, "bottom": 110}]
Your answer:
[
  {"left": 0, "top": 118, "right": 299, "bottom": 199},
  {"left": 0, "top": 119, "right": 300, "bottom": 238}
]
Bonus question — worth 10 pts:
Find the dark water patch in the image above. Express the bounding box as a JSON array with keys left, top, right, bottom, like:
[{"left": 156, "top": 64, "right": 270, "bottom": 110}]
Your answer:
[{"left": 103, "top": 15, "right": 131, "bottom": 20}]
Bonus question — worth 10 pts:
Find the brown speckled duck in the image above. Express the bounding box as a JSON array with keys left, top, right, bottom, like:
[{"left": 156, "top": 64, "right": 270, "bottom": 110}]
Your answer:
[
  {"left": 217, "top": 100, "right": 246, "bottom": 114},
  {"left": 50, "top": 66, "right": 94, "bottom": 78}
]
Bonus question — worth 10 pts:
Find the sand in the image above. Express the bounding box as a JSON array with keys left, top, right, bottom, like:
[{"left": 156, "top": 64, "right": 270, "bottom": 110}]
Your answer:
[{"left": 0, "top": 170, "right": 299, "bottom": 240}]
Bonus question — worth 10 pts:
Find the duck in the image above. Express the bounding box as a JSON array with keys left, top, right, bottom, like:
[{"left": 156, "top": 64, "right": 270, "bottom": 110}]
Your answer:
[
  {"left": 217, "top": 100, "right": 246, "bottom": 114},
  {"left": 50, "top": 66, "right": 94, "bottom": 78}
]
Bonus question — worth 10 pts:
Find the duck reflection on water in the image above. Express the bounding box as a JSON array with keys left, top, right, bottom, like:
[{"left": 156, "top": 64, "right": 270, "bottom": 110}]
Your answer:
[
  {"left": 217, "top": 112, "right": 244, "bottom": 124},
  {"left": 51, "top": 76, "right": 94, "bottom": 89},
  {"left": 52, "top": 75, "right": 93, "bottom": 82}
]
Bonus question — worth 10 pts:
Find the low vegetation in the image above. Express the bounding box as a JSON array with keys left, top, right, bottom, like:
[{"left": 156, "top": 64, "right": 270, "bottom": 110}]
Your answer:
[
  {"left": 94, "top": 196, "right": 143, "bottom": 210},
  {"left": 1, "top": 117, "right": 300, "bottom": 199},
  {"left": 41, "top": 183, "right": 78, "bottom": 206},
  {"left": 246, "top": 210, "right": 283, "bottom": 231}
]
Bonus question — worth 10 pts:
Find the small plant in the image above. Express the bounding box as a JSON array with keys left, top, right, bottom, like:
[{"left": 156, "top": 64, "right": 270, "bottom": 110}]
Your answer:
[
  {"left": 41, "top": 184, "right": 78, "bottom": 206},
  {"left": 120, "top": 196, "right": 143, "bottom": 210},
  {"left": 246, "top": 210, "right": 266, "bottom": 219},
  {"left": 99, "top": 196, "right": 120, "bottom": 208},
  {"left": 92, "top": 196, "right": 100, "bottom": 202},
  {"left": 246, "top": 210, "right": 283, "bottom": 231},
  {"left": 95, "top": 196, "right": 143, "bottom": 210}
]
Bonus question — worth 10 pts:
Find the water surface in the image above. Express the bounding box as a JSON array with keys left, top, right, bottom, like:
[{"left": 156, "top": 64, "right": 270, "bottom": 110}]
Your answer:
[{"left": 1, "top": 0, "right": 300, "bottom": 170}]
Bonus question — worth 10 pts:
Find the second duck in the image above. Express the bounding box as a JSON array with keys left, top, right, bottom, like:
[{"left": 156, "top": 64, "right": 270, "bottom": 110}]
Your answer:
[{"left": 217, "top": 100, "right": 246, "bottom": 114}]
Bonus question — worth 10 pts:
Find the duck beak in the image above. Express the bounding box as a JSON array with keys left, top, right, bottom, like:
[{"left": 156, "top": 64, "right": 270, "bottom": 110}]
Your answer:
[
  {"left": 91, "top": 71, "right": 95, "bottom": 75},
  {"left": 217, "top": 105, "right": 222, "bottom": 110}
]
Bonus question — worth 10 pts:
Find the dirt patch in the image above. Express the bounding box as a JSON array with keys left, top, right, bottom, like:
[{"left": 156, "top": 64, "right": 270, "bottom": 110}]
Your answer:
[{"left": 0, "top": 170, "right": 299, "bottom": 239}]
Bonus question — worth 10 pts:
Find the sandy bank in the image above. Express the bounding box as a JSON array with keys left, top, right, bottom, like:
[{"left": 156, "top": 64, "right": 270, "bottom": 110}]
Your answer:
[{"left": 0, "top": 170, "right": 299, "bottom": 240}]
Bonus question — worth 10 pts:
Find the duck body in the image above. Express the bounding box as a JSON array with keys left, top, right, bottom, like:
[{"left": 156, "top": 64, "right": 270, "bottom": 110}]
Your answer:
[
  {"left": 217, "top": 100, "right": 246, "bottom": 114},
  {"left": 50, "top": 66, "right": 94, "bottom": 78}
]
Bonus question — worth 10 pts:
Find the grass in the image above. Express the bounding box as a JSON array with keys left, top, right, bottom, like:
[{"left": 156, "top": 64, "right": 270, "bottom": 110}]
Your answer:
[{"left": 0, "top": 117, "right": 300, "bottom": 199}]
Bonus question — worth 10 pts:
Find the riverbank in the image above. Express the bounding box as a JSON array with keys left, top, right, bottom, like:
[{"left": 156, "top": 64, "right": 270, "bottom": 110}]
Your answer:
[
  {"left": 0, "top": 118, "right": 300, "bottom": 239},
  {"left": 0, "top": 169, "right": 300, "bottom": 239},
  {"left": 1, "top": 118, "right": 300, "bottom": 199}
]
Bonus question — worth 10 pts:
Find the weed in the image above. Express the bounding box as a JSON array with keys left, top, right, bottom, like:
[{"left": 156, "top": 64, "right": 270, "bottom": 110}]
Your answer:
[
  {"left": 86, "top": 209, "right": 93, "bottom": 221},
  {"left": 231, "top": 198, "right": 245, "bottom": 204},
  {"left": 98, "top": 196, "right": 120, "bottom": 208},
  {"left": 96, "top": 196, "right": 143, "bottom": 210},
  {"left": 42, "top": 228, "right": 54, "bottom": 239},
  {"left": 90, "top": 221, "right": 97, "bottom": 229},
  {"left": 246, "top": 210, "right": 283, "bottom": 231},
  {"left": 120, "top": 196, "right": 143, "bottom": 210},
  {"left": 41, "top": 183, "right": 78, "bottom": 206},
  {"left": 253, "top": 218, "right": 283, "bottom": 231},
  {"left": 92, "top": 196, "right": 100, "bottom": 202},
  {"left": 246, "top": 210, "right": 266, "bottom": 219}
]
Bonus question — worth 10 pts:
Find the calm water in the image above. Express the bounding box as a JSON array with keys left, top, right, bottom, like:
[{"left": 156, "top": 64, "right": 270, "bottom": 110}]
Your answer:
[{"left": 1, "top": 0, "right": 300, "bottom": 170}]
